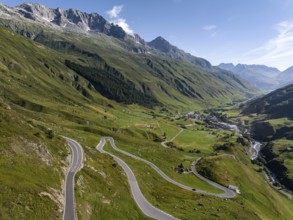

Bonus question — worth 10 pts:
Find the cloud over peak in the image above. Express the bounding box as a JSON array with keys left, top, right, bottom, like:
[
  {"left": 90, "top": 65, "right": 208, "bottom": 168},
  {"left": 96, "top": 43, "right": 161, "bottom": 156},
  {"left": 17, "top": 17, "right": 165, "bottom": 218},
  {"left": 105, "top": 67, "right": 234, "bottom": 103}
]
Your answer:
[
  {"left": 107, "top": 5, "right": 134, "bottom": 36},
  {"left": 107, "top": 5, "right": 123, "bottom": 18},
  {"left": 111, "top": 18, "right": 134, "bottom": 36}
]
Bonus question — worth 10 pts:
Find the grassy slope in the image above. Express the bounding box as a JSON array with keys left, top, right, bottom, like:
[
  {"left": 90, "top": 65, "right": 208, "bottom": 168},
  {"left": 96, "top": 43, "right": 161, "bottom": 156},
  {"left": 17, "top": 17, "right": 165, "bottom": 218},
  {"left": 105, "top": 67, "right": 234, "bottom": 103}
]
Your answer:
[
  {"left": 0, "top": 24, "right": 292, "bottom": 220},
  {"left": 102, "top": 116, "right": 293, "bottom": 219},
  {"left": 104, "top": 143, "right": 257, "bottom": 220},
  {"left": 0, "top": 104, "right": 67, "bottom": 220},
  {"left": 74, "top": 33, "right": 258, "bottom": 108},
  {"left": 196, "top": 155, "right": 293, "bottom": 219},
  {"left": 0, "top": 26, "right": 71, "bottom": 219},
  {"left": 0, "top": 25, "right": 148, "bottom": 219},
  {"left": 242, "top": 83, "right": 293, "bottom": 119},
  {"left": 270, "top": 139, "right": 293, "bottom": 179},
  {"left": 217, "top": 106, "right": 293, "bottom": 219}
]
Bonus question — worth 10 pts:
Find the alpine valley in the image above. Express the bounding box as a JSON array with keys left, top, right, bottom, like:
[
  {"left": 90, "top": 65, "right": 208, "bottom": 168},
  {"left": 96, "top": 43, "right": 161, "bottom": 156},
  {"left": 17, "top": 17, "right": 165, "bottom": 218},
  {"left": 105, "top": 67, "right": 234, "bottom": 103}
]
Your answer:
[{"left": 0, "top": 3, "right": 292, "bottom": 220}]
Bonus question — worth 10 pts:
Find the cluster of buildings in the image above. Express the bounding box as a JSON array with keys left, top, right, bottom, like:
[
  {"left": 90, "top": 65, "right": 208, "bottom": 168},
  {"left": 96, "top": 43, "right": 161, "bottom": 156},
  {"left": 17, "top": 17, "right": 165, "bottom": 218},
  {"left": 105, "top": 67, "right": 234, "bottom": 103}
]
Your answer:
[{"left": 181, "top": 111, "right": 240, "bottom": 134}]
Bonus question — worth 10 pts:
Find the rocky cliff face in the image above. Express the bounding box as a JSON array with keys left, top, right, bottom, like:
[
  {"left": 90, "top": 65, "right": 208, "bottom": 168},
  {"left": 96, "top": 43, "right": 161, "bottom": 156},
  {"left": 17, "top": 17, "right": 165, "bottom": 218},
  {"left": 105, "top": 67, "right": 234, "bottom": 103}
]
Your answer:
[{"left": 0, "top": 3, "right": 126, "bottom": 39}]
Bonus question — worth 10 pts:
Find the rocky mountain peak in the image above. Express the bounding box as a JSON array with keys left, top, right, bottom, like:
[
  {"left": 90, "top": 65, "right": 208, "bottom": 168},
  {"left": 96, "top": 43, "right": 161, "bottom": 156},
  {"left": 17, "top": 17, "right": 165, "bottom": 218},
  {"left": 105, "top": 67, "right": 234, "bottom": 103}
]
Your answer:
[
  {"left": 18, "top": 3, "right": 49, "bottom": 12},
  {"left": 219, "top": 63, "right": 235, "bottom": 71},
  {"left": 16, "top": 3, "right": 55, "bottom": 21},
  {"left": 0, "top": 3, "right": 127, "bottom": 39},
  {"left": 147, "top": 36, "right": 212, "bottom": 70},
  {"left": 0, "top": 3, "right": 212, "bottom": 70},
  {"left": 148, "top": 36, "right": 173, "bottom": 53}
]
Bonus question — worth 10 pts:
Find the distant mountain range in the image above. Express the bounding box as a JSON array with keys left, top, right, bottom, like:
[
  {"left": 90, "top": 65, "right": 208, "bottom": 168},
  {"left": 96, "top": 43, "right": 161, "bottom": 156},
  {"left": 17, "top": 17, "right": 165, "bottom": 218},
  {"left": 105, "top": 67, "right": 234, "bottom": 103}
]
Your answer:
[{"left": 219, "top": 63, "right": 293, "bottom": 90}]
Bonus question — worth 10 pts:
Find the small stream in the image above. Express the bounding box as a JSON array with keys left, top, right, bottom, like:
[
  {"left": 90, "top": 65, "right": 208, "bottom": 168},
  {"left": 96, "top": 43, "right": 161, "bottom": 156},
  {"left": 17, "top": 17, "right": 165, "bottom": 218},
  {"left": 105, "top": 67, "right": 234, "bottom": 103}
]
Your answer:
[
  {"left": 250, "top": 141, "right": 261, "bottom": 160},
  {"left": 220, "top": 121, "right": 261, "bottom": 160},
  {"left": 201, "top": 114, "right": 292, "bottom": 198}
]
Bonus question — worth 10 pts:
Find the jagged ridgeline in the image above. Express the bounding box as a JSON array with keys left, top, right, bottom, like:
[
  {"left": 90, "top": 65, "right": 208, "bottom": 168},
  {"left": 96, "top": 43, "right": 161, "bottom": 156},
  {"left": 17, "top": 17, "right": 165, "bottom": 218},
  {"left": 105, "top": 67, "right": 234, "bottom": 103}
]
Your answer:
[
  {"left": 0, "top": 3, "right": 258, "bottom": 110},
  {"left": 219, "top": 63, "right": 293, "bottom": 90}
]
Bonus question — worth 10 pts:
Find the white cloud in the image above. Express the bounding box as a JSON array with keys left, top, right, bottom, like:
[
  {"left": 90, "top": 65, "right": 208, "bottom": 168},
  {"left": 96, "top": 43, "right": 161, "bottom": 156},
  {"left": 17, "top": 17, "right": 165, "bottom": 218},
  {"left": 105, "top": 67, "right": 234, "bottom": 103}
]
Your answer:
[
  {"left": 107, "top": 5, "right": 135, "bottom": 36},
  {"left": 203, "top": 25, "right": 217, "bottom": 31},
  {"left": 107, "top": 5, "right": 123, "bottom": 18},
  {"left": 111, "top": 18, "right": 134, "bottom": 36},
  {"left": 247, "top": 20, "right": 293, "bottom": 70}
]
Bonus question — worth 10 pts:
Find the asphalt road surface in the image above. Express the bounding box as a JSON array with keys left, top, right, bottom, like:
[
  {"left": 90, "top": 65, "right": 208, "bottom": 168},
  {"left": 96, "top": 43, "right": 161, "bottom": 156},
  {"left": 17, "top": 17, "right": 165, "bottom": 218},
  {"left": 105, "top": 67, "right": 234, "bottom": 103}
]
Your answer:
[
  {"left": 101, "top": 137, "right": 235, "bottom": 198},
  {"left": 97, "top": 137, "right": 179, "bottom": 220},
  {"left": 97, "top": 137, "right": 236, "bottom": 218},
  {"left": 63, "top": 137, "right": 84, "bottom": 220},
  {"left": 191, "top": 159, "right": 236, "bottom": 198}
]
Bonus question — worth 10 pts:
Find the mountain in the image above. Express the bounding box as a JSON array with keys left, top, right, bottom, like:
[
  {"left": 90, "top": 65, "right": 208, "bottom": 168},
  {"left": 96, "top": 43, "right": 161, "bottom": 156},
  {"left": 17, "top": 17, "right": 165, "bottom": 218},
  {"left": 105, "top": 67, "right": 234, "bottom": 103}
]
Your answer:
[
  {"left": 0, "top": 3, "right": 258, "bottom": 109},
  {"left": 0, "top": 3, "right": 292, "bottom": 220},
  {"left": 147, "top": 36, "right": 212, "bottom": 70},
  {"left": 0, "top": 2, "right": 214, "bottom": 70},
  {"left": 242, "top": 83, "right": 293, "bottom": 119},
  {"left": 279, "top": 66, "right": 293, "bottom": 86},
  {"left": 0, "top": 23, "right": 160, "bottom": 219},
  {"left": 0, "top": 24, "right": 290, "bottom": 219},
  {"left": 218, "top": 63, "right": 235, "bottom": 71},
  {"left": 0, "top": 3, "right": 130, "bottom": 39},
  {"left": 219, "top": 63, "right": 281, "bottom": 90}
]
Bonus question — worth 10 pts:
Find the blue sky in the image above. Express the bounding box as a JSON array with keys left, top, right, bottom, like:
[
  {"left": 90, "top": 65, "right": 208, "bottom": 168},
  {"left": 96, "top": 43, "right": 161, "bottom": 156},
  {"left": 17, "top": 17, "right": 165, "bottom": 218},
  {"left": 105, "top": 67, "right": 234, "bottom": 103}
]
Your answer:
[{"left": 2, "top": 0, "right": 293, "bottom": 70}]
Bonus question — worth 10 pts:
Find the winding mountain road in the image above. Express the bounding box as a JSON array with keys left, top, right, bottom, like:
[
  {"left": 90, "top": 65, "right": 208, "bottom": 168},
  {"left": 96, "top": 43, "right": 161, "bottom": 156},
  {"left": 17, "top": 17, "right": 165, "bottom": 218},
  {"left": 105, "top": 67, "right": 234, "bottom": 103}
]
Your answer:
[
  {"left": 97, "top": 137, "right": 236, "bottom": 217},
  {"left": 191, "top": 158, "right": 235, "bottom": 198},
  {"left": 63, "top": 137, "right": 84, "bottom": 220},
  {"left": 61, "top": 135, "right": 235, "bottom": 220},
  {"left": 159, "top": 126, "right": 236, "bottom": 198},
  {"left": 97, "top": 137, "right": 178, "bottom": 220}
]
